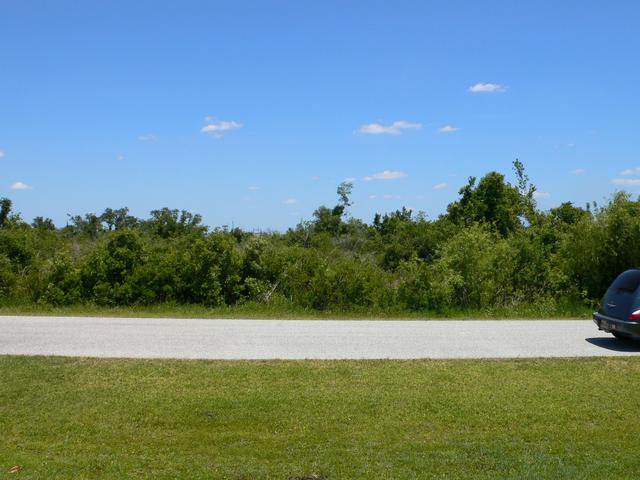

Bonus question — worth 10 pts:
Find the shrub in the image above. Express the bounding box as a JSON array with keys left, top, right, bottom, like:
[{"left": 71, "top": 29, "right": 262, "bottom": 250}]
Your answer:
[{"left": 434, "top": 224, "right": 517, "bottom": 308}]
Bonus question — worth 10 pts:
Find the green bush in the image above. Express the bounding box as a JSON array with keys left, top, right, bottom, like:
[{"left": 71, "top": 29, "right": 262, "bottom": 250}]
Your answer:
[
  {"left": 434, "top": 224, "right": 518, "bottom": 308},
  {"left": 0, "top": 253, "right": 16, "bottom": 298},
  {"left": 0, "top": 165, "right": 637, "bottom": 314},
  {"left": 80, "top": 231, "right": 146, "bottom": 305},
  {"left": 556, "top": 192, "right": 640, "bottom": 299}
]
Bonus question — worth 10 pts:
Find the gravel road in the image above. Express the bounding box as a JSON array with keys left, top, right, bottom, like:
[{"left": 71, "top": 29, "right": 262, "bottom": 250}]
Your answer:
[{"left": 1, "top": 316, "right": 639, "bottom": 360}]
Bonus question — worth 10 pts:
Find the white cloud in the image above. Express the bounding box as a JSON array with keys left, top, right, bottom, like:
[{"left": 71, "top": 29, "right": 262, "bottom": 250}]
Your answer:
[
  {"left": 0, "top": 150, "right": 5, "bottom": 158},
  {"left": 571, "top": 168, "right": 586, "bottom": 175},
  {"left": 311, "top": 176, "right": 321, "bottom": 181},
  {"left": 534, "top": 191, "right": 551, "bottom": 199},
  {"left": 433, "top": 183, "right": 448, "bottom": 190},
  {"left": 369, "top": 193, "right": 404, "bottom": 200},
  {"left": 11, "top": 181, "right": 32, "bottom": 190},
  {"left": 357, "top": 120, "right": 422, "bottom": 135},
  {"left": 344, "top": 177, "right": 356, "bottom": 182},
  {"left": 138, "top": 133, "right": 157, "bottom": 142},
  {"left": 612, "top": 178, "right": 640, "bottom": 187},
  {"left": 201, "top": 117, "right": 242, "bottom": 137},
  {"left": 468, "top": 83, "right": 506, "bottom": 93},
  {"left": 364, "top": 170, "right": 407, "bottom": 181},
  {"left": 248, "top": 186, "right": 260, "bottom": 191},
  {"left": 116, "top": 154, "right": 125, "bottom": 161},
  {"left": 621, "top": 167, "right": 640, "bottom": 176},
  {"left": 438, "top": 125, "right": 459, "bottom": 133},
  {"left": 283, "top": 198, "right": 297, "bottom": 204}
]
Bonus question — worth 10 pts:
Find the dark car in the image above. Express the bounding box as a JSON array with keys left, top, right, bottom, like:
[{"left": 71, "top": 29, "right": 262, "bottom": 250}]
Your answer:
[{"left": 593, "top": 268, "right": 640, "bottom": 339}]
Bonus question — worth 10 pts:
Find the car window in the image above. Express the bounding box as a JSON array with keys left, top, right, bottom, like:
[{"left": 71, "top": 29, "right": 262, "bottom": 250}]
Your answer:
[{"left": 611, "top": 269, "right": 640, "bottom": 293}]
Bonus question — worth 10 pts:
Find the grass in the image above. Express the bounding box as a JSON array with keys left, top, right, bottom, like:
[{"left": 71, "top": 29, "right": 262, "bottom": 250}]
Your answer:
[
  {"left": 1, "top": 356, "right": 639, "bottom": 479},
  {"left": 0, "top": 300, "right": 594, "bottom": 320}
]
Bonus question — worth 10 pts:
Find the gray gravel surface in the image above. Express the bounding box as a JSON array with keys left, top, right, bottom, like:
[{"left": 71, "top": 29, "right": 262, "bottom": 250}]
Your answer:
[{"left": 1, "top": 316, "right": 639, "bottom": 360}]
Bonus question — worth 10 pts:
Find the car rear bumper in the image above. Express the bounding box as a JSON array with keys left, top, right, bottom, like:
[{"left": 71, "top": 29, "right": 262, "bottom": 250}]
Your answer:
[{"left": 593, "top": 312, "right": 640, "bottom": 338}]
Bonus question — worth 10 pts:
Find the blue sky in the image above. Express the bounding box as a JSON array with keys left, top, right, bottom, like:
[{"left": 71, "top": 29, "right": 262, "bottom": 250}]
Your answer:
[{"left": 2, "top": 1, "right": 640, "bottom": 230}]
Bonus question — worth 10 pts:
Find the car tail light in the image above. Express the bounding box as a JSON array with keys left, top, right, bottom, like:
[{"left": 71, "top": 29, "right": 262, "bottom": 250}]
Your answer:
[{"left": 630, "top": 309, "right": 640, "bottom": 321}]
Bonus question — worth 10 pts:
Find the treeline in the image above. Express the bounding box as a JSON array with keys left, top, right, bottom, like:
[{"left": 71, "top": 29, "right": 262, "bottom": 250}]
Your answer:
[{"left": 1, "top": 161, "right": 639, "bottom": 312}]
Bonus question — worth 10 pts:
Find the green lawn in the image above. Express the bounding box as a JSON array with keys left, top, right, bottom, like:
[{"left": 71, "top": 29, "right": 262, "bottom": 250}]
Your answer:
[
  {"left": 1, "top": 356, "right": 638, "bottom": 479},
  {"left": 0, "top": 300, "right": 593, "bottom": 320}
]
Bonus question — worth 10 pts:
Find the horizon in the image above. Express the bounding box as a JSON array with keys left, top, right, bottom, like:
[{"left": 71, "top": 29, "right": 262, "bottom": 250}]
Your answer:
[
  {"left": 4, "top": 161, "right": 631, "bottom": 233},
  {"left": 2, "top": 1, "right": 640, "bottom": 230}
]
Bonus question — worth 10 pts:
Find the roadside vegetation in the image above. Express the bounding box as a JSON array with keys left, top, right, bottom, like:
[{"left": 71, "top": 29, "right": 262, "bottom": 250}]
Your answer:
[
  {"left": 2, "top": 355, "right": 640, "bottom": 479},
  {"left": 1, "top": 161, "right": 639, "bottom": 317},
  {"left": 0, "top": 300, "right": 591, "bottom": 319}
]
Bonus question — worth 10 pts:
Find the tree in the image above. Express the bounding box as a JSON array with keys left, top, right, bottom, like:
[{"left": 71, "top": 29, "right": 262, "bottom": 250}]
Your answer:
[
  {"left": 337, "top": 181, "right": 353, "bottom": 209},
  {"left": 100, "top": 208, "right": 117, "bottom": 231},
  {"left": 549, "top": 202, "right": 589, "bottom": 227},
  {"left": 513, "top": 158, "right": 537, "bottom": 221},
  {"left": 0, "top": 198, "right": 12, "bottom": 228},
  {"left": 100, "top": 207, "right": 138, "bottom": 231},
  {"left": 32, "top": 217, "right": 56, "bottom": 230},
  {"left": 145, "top": 208, "right": 206, "bottom": 238},
  {"left": 311, "top": 181, "right": 353, "bottom": 235},
  {"left": 446, "top": 160, "right": 536, "bottom": 236},
  {"left": 67, "top": 213, "right": 103, "bottom": 238},
  {"left": 373, "top": 207, "right": 413, "bottom": 235}
]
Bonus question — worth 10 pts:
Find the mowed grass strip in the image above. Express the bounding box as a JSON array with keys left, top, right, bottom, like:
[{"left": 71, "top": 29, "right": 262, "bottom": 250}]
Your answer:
[{"left": 1, "top": 357, "right": 638, "bottom": 479}]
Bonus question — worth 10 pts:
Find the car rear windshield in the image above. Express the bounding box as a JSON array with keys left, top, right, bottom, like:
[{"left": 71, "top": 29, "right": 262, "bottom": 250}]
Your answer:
[{"left": 611, "top": 269, "right": 640, "bottom": 292}]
